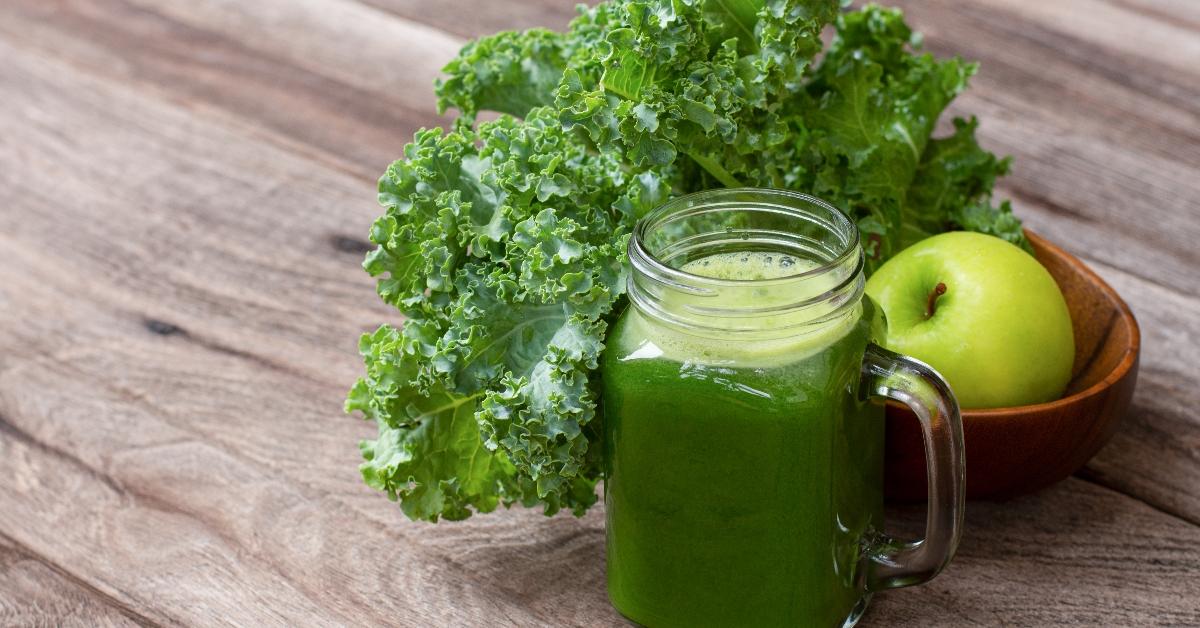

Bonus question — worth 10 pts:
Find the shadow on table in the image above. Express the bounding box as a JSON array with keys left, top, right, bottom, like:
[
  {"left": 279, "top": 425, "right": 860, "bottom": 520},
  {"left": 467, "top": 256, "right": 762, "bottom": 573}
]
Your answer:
[
  {"left": 422, "top": 506, "right": 623, "bottom": 626},
  {"left": 861, "top": 478, "right": 1198, "bottom": 626}
]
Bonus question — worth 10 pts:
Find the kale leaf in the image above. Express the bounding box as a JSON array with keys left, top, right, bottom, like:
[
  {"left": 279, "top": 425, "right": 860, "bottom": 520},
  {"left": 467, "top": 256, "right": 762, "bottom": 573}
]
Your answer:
[{"left": 349, "top": 1, "right": 1024, "bottom": 521}]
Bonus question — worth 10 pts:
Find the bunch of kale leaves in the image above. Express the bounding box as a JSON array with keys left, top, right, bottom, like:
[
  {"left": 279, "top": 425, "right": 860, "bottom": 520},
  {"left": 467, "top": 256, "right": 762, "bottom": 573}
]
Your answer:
[{"left": 347, "top": 0, "right": 1022, "bottom": 522}]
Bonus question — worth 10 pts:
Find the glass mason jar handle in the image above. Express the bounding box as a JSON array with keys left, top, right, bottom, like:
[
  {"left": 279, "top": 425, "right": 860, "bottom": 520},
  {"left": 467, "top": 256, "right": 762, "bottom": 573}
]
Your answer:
[{"left": 860, "top": 343, "right": 965, "bottom": 591}]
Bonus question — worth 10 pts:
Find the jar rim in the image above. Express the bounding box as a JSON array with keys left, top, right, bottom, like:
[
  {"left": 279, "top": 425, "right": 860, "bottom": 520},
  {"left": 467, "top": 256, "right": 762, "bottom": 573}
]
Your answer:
[
  {"left": 629, "top": 188, "right": 861, "bottom": 288},
  {"left": 626, "top": 188, "right": 866, "bottom": 339}
]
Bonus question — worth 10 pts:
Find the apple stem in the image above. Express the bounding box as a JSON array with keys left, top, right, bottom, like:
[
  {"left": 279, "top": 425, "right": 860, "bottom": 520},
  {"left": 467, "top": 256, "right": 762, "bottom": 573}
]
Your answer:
[{"left": 925, "top": 282, "right": 948, "bottom": 319}]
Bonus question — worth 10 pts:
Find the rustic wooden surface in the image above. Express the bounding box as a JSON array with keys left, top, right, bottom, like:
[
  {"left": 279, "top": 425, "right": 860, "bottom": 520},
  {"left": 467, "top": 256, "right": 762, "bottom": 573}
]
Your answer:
[{"left": 0, "top": 0, "right": 1197, "bottom": 625}]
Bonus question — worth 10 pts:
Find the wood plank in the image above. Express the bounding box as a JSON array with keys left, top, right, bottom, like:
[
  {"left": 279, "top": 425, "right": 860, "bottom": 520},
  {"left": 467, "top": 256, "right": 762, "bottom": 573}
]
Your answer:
[
  {"left": 0, "top": 238, "right": 619, "bottom": 625},
  {"left": 0, "top": 534, "right": 142, "bottom": 628},
  {"left": 116, "top": 0, "right": 464, "bottom": 119},
  {"left": 1112, "top": 0, "right": 1200, "bottom": 31},
  {"left": 981, "top": 0, "right": 1200, "bottom": 78},
  {"left": 864, "top": 479, "right": 1200, "bottom": 626},
  {"left": 0, "top": 32, "right": 391, "bottom": 388},
  {"left": 358, "top": 0, "right": 577, "bottom": 38},
  {"left": 0, "top": 347, "right": 616, "bottom": 627},
  {"left": 0, "top": 0, "right": 462, "bottom": 180},
  {"left": 1074, "top": 258, "right": 1200, "bottom": 525},
  {"left": 0, "top": 29, "right": 617, "bottom": 627}
]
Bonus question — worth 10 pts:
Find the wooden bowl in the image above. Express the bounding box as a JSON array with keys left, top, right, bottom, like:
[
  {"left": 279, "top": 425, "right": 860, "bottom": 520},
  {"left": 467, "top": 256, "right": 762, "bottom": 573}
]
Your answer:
[{"left": 884, "top": 231, "right": 1141, "bottom": 501}]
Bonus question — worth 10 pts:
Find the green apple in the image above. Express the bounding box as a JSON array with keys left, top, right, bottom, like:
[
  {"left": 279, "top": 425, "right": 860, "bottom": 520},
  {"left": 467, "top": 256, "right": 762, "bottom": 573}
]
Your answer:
[{"left": 865, "top": 231, "right": 1074, "bottom": 409}]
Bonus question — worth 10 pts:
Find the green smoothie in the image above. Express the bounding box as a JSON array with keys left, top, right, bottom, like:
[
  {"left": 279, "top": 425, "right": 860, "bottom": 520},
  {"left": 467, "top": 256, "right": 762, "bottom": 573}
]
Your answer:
[{"left": 602, "top": 252, "right": 884, "bottom": 628}]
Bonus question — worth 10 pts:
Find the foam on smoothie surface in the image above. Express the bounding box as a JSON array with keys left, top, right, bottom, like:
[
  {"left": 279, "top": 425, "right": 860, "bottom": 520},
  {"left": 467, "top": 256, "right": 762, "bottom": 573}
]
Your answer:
[
  {"left": 681, "top": 251, "right": 813, "bottom": 280},
  {"left": 622, "top": 251, "right": 860, "bottom": 367}
]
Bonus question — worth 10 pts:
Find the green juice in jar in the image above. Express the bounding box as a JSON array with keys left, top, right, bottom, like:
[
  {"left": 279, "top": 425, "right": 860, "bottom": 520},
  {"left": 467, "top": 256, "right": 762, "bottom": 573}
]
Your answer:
[{"left": 602, "top": 252, "right": 885, "bottom": 628}]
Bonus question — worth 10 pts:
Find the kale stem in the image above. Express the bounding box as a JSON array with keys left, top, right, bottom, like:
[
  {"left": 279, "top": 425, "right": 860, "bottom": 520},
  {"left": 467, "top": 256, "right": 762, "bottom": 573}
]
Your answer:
[{"left": 684, "top": 151, "right": 742, "bottom": 188}]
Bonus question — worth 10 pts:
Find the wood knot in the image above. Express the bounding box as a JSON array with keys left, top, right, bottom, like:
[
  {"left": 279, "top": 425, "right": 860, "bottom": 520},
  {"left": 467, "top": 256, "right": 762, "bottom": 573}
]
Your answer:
[
  {"left": 330, "top": 234, "right": 373, "bottom": 255},
  {"left": 144, "top": 318, "right": 184, "bottom": 336}
]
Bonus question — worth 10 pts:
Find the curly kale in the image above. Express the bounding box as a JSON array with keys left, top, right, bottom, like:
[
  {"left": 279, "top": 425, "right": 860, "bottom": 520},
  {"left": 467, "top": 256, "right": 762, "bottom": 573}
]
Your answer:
[{"left": 348, "top": 1, "right": 1022, "bottom": 521}]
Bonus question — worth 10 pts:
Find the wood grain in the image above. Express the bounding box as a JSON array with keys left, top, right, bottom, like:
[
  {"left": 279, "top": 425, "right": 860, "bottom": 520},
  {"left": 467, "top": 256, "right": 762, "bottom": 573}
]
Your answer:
[
  {"left": 865, "top": 479, "right": 1200, "bottom": 626},
  {"left": 0, "top": 0, "right": 1198, "bottom": 625},
  {"left": 361, "top": 0, "right": 578, "bottom": 38},
  {"left": 0, "top": 25, "right": 617, "bottom": 628},
  {"left": 1075, "top": 259, "right": 1200, "bottom": 525},
  {"left": 0, "top": 0, "right": 458, "bottom": 181},
  {"left": 0, "top": 534, "right": 141, "bottom": 628}
]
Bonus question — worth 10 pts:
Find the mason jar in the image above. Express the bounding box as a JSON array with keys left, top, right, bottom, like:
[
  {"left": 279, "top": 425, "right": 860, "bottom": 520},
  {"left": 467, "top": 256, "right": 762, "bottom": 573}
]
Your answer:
[{"left": 601, "top": 188, "right": 965, "bottom": 628}]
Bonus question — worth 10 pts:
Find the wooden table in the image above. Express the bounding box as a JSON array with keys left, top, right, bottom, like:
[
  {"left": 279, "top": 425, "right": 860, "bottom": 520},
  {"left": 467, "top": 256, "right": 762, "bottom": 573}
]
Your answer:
[{"left": 1, "top": 1, "right": 1197, "bottom": 625}]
